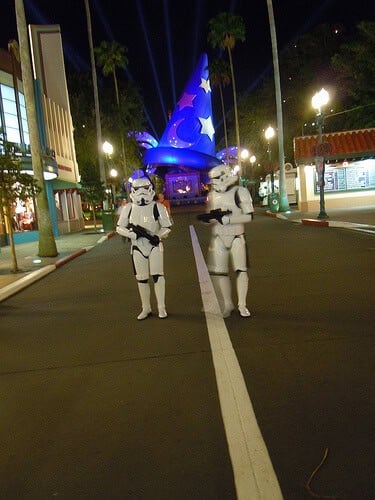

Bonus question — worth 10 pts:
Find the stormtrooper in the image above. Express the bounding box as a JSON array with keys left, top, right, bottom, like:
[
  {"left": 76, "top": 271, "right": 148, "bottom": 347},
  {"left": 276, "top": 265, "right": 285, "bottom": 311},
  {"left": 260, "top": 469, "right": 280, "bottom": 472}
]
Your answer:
[
  {"left": 200, "top": 164, "right": 254, "bottom": 318},
  {"left": 116, "top": 177, "right": 172, "bottom": 320}
]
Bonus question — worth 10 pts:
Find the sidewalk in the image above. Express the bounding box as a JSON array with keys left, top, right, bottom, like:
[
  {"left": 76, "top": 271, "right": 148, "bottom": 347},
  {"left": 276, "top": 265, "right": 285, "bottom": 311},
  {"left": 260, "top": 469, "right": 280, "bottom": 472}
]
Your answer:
[
  {"left": 0, "top": 226, "right": 116, "bottom": 301},
  {"left": 265, "top": 204, "right": 375, "bottom": 229},
  {"left": 0, "top": 205, "right": 374, "bottom": 301}
]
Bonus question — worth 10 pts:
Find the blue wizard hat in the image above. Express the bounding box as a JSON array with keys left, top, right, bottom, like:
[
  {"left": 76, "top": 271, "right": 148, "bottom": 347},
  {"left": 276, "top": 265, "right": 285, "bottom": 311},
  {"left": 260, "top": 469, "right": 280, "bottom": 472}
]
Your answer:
[{"left": 143, "top": 53, "right": 221, "bottom": 169}]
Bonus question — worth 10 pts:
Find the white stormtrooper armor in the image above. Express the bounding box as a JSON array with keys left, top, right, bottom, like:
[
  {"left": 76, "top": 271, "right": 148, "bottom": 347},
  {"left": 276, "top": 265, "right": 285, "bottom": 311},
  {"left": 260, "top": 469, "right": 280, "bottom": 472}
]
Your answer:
[
  {"left": 205, "top": 165, "right": 254, "bottom": 318},
  {"left": 116, "top": 178, "right": 172, "bottom": 320}
]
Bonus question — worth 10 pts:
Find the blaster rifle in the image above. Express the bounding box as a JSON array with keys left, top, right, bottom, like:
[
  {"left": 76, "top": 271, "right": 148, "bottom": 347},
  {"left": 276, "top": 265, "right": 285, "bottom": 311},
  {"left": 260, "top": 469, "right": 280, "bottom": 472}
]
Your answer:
[
  {"left": 128, "top": 223, "right": 160, "bottom": 246},
  {"left": 197, "top": 208, "right": 232, "bottom": 224}
]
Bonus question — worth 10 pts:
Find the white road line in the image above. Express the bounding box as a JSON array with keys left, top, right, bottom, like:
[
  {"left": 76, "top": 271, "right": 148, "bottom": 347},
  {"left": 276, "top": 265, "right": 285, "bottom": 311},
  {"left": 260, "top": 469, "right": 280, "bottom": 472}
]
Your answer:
[{"left": 189, "top": 225, "right": 283, "bottom": 500}]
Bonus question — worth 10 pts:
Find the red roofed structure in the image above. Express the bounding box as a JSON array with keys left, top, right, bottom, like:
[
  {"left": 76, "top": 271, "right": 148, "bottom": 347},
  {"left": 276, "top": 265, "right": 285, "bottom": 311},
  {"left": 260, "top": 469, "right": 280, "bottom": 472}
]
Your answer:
[
  {"left": 294, "top": 128, "right": 375, "bottom": 164},
  {"left": 292, "top": 128, "right": 375, "bottom": 212}
]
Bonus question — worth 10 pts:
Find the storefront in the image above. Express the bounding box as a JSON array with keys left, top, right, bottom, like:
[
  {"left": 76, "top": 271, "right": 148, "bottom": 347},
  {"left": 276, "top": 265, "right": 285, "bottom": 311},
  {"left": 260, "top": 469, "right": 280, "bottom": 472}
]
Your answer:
[{"left": 293, "top": 128, "right": 375, "bottom": 211}]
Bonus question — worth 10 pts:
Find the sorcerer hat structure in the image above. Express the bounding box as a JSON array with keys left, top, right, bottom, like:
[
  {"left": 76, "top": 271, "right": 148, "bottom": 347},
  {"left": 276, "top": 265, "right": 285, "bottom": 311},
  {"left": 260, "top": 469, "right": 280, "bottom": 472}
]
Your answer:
[{"left": 142, "top": 53, "right": 222, "bottom": 170}]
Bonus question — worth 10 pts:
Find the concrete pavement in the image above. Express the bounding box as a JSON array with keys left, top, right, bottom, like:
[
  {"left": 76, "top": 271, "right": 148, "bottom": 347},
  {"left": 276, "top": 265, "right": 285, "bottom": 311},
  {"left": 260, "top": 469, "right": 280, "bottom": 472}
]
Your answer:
[
  {"left": 0, "top": 205, "right": 374, "bottom": 302},
  {"left": 0, "top": 227, "right": 116, "bottom": 301},
  {"left": 1, "top": 204, "right": 374, "bottom": 498}
]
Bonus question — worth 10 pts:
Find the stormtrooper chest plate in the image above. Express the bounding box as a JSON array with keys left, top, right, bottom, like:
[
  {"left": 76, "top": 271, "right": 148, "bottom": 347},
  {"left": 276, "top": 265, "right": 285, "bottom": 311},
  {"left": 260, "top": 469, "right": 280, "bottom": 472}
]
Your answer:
[{"left": 129, "top": 203, "right": 159, "bottom": 233}]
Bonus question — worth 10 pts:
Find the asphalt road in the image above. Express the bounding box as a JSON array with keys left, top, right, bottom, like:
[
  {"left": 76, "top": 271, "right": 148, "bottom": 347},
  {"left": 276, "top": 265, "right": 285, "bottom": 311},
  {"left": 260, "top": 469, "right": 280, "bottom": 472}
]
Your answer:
[{"left": 1, "top": 210, "right": 374, "bottom": 499}]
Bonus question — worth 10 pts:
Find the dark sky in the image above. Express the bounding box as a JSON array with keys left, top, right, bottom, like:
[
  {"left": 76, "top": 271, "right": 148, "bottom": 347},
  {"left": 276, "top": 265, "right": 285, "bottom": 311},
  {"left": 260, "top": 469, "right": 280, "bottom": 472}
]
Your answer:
[{"left": 2, "top": 0, "right": 374, "bottom": 140}]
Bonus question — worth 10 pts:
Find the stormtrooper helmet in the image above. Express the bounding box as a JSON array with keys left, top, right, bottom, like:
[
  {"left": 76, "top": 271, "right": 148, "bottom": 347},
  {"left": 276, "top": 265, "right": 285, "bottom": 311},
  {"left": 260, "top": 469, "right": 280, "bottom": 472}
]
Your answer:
[
  {"left": 130, "top": 177, "right": 155, "bottom": 205},
  {"left": 208, "top": 165, "right": 238, "bottom": 193}
]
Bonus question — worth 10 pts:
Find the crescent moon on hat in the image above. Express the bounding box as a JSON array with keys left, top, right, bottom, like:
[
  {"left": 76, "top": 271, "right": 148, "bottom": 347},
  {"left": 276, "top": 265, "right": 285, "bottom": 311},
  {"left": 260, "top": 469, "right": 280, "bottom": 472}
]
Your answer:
[{"left": 166, "top": 118, "right": 194, "bottom": 148}]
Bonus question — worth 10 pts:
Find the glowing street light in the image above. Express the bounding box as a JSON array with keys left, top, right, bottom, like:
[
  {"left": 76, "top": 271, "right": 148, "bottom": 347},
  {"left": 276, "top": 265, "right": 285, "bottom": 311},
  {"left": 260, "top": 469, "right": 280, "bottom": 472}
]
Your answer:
[
  {"left": 102, "top": 140, "right": 113, "bottom": 157},
  {"left": 240, "top": 148, "right": 249, "bottom": 160},
  {"left": 239, "top": 148, "right": 256, "bottom": 186},
  {"left": 264, "top": 125, "right": 275, "bottom": 142},
  {"left": 311, "top": 88, "right": 329, "bottom": 115},
  {"left": 102, "top": 141, "right": 114, "bottom": 211},
  {"left": 312, "top": 88, "right": 330, "bottom": 219}
]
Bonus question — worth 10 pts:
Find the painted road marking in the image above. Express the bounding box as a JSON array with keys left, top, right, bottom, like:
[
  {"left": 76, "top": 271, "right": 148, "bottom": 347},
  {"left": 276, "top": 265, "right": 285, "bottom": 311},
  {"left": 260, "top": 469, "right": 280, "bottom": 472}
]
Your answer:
[{"left": 189, "top": 225, "right": 283, "bottom": 500}]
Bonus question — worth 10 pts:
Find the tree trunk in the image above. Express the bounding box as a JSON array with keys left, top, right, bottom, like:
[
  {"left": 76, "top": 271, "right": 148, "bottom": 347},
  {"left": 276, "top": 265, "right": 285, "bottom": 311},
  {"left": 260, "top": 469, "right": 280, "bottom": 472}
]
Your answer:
[
  {"left": 15, "top": 0, "right": 58, "bottom": 257},
  {"left": 84, "top": 0, "right": 105, "bottom": 186},
  {"left": 267, "top": 0, "right": 290, "bottom": 211},
  {"left": 91, "top": 205, "right": 97, "bottom": 232},
  {"left": 219, "top": 84, "right": 229, "bottom": 164},
  {"left": 227, "top": 47, "right": 241, "bottom": 171},
  {"left": 5, "top": 211, "right": 19, "bottom": 273},
  {"left": 113, "top": 69, "right": 120, "bottom": 107},
  {"left": 113, "top": 69, "right": 128, "bottom": 186}
]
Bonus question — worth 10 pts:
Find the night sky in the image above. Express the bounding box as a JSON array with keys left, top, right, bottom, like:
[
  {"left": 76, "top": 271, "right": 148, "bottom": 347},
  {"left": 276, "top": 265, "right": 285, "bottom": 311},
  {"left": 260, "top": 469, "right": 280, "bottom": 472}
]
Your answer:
[{"left": 2, "top": 0, "right": 374, "bottom": 140}]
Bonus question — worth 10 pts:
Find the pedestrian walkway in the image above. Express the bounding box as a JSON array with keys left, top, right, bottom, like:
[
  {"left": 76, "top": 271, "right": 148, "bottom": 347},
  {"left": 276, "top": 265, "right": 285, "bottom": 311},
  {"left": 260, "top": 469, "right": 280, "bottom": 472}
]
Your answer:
[
  {"left": 0, "top": 227, "right": 116, "bottom": 300},
  {"left": 0, "top": 205, "right": 374, "bottom": 301},
  {"left": 267, "top": 204, "right": 375, "bottom": 228}
]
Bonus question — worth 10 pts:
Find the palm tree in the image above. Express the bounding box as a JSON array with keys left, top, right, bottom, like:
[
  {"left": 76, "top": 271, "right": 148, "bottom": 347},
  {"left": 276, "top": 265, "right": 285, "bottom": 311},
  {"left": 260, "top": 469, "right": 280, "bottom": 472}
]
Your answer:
[
  {"left": 95, "top": 41, "right": 128, "bottom": 107},
  {"left": 266, "top": 0, "right": 289, "bottom": 211},
  {"left": 95, "top": 41, "right": 129, "bottom": 180},
  {"left": 210, "top": 58, "right": 231, "bottom": 164},
  {"left": 208, "top": 12, "right": 245, "bottom": 168},
  {"left": 15, "top": 0, "right": 57, "bottom": 257}
]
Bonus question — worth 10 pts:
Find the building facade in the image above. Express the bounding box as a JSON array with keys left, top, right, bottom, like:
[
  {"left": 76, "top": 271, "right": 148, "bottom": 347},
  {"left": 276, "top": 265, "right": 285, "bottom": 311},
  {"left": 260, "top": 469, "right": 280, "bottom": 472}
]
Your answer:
[{"left": 0, "top": 24, "right": 84, "bottom": 245}]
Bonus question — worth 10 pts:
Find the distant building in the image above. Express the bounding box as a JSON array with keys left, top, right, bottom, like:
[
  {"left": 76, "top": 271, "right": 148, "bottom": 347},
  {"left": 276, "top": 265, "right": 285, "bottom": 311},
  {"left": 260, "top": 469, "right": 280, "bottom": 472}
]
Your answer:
[
  {"left": 293, "top": 128, "right": 375, "bottom": 211},
  {"left": 0, "top": 24, "right": 84, "bottom": 245}
]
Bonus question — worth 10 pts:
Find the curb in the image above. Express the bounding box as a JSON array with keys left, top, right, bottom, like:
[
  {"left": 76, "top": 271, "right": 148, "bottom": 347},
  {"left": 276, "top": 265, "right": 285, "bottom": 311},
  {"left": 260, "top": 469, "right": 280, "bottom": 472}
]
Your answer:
[
  {"left": 301, "top": 218, "right": 329, "bottom": 227},
  {"left": 0, "top": 231, "right": 116, "bottom": 302},
  {"left": 265, "top": 210, "right": 375, "bottom": 232},
  {"left": 265, "top": 211, "right": 291, "bottom": 221}
]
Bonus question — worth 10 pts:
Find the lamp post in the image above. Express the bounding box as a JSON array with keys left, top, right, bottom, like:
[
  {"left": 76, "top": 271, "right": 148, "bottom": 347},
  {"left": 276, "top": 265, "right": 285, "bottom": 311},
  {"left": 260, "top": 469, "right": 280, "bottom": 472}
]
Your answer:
[
  {"left": 239, "top": 149, "right": 257, "bottom": 193},
  {"left": 250, "top": 155, "right": 256, "bottom": 167},
  {"left": 248, "top": 154, "right": 257, "bottom": 200},
  {"left": 311, "top": 88, "right": 329, "bottom": 219},
  {"left": 102, "top": 140, "right": 113, "bottom": 157},
  {"left": 265, "top": 126, "right": 275, "bottom": 193},
  {"left": 102, "top": 141, "right": 114, "bottom": 210},
  {"left": 239, "top": 148, "right": 249, "bottom": 184}
]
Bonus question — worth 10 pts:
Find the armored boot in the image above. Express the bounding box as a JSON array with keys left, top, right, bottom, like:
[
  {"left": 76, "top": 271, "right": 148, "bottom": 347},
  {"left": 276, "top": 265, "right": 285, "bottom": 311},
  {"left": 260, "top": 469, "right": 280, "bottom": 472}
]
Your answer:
[
  {"left": 137, "top": 281, "right": 152, "bottom": 320},
  {"left": 237, "top": 271, "right": 251, "bottom": 317},
  {"left": 212, "top": 274, "right": 234, "bottom": 318},
  {"left": 154, "top": 275, "right": 167, "bottom": 318}
]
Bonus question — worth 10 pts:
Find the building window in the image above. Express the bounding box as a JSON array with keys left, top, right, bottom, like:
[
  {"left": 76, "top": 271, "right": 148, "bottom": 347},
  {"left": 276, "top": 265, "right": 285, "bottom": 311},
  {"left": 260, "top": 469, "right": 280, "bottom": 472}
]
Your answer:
[
  {"left": 18, "top": 92, "right": 29, "bottom": 146},
  {"left": 0, "top": 84, "right": 29, "bottom": 146}
]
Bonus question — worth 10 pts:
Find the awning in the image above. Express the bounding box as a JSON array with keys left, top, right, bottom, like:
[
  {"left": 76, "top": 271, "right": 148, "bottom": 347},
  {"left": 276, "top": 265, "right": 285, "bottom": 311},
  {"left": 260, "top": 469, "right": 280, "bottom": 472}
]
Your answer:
[
  {"left": 294, "top": 128, "right": 375, "bottom": 164},
  {"left": 51, "top": 179, "right": 81, "bottom": 190}
]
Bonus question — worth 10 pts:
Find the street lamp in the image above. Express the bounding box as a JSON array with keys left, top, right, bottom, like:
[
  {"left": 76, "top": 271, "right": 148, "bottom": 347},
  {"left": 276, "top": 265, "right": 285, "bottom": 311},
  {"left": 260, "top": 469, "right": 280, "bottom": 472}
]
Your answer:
[
  {"left": 240, "top": 148, "right": 249, "bottom": 161},
  {"left": 239, "top": 148, "right": 249, "bottom": 183},
  {"left": 312, "top": 88, "right": 329, "bottom": 219},
  {"left": 102, "top": 140, "right": 113, "bottom": 157},
  {"left": 239, "top": 149, "right": 256, "bottom": 190},
  {"left": 264, "top": 126, "right": 275, "bottom": 193},
  {"left": 102, "top": 141, "right": 114, "bottom": 209}
]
